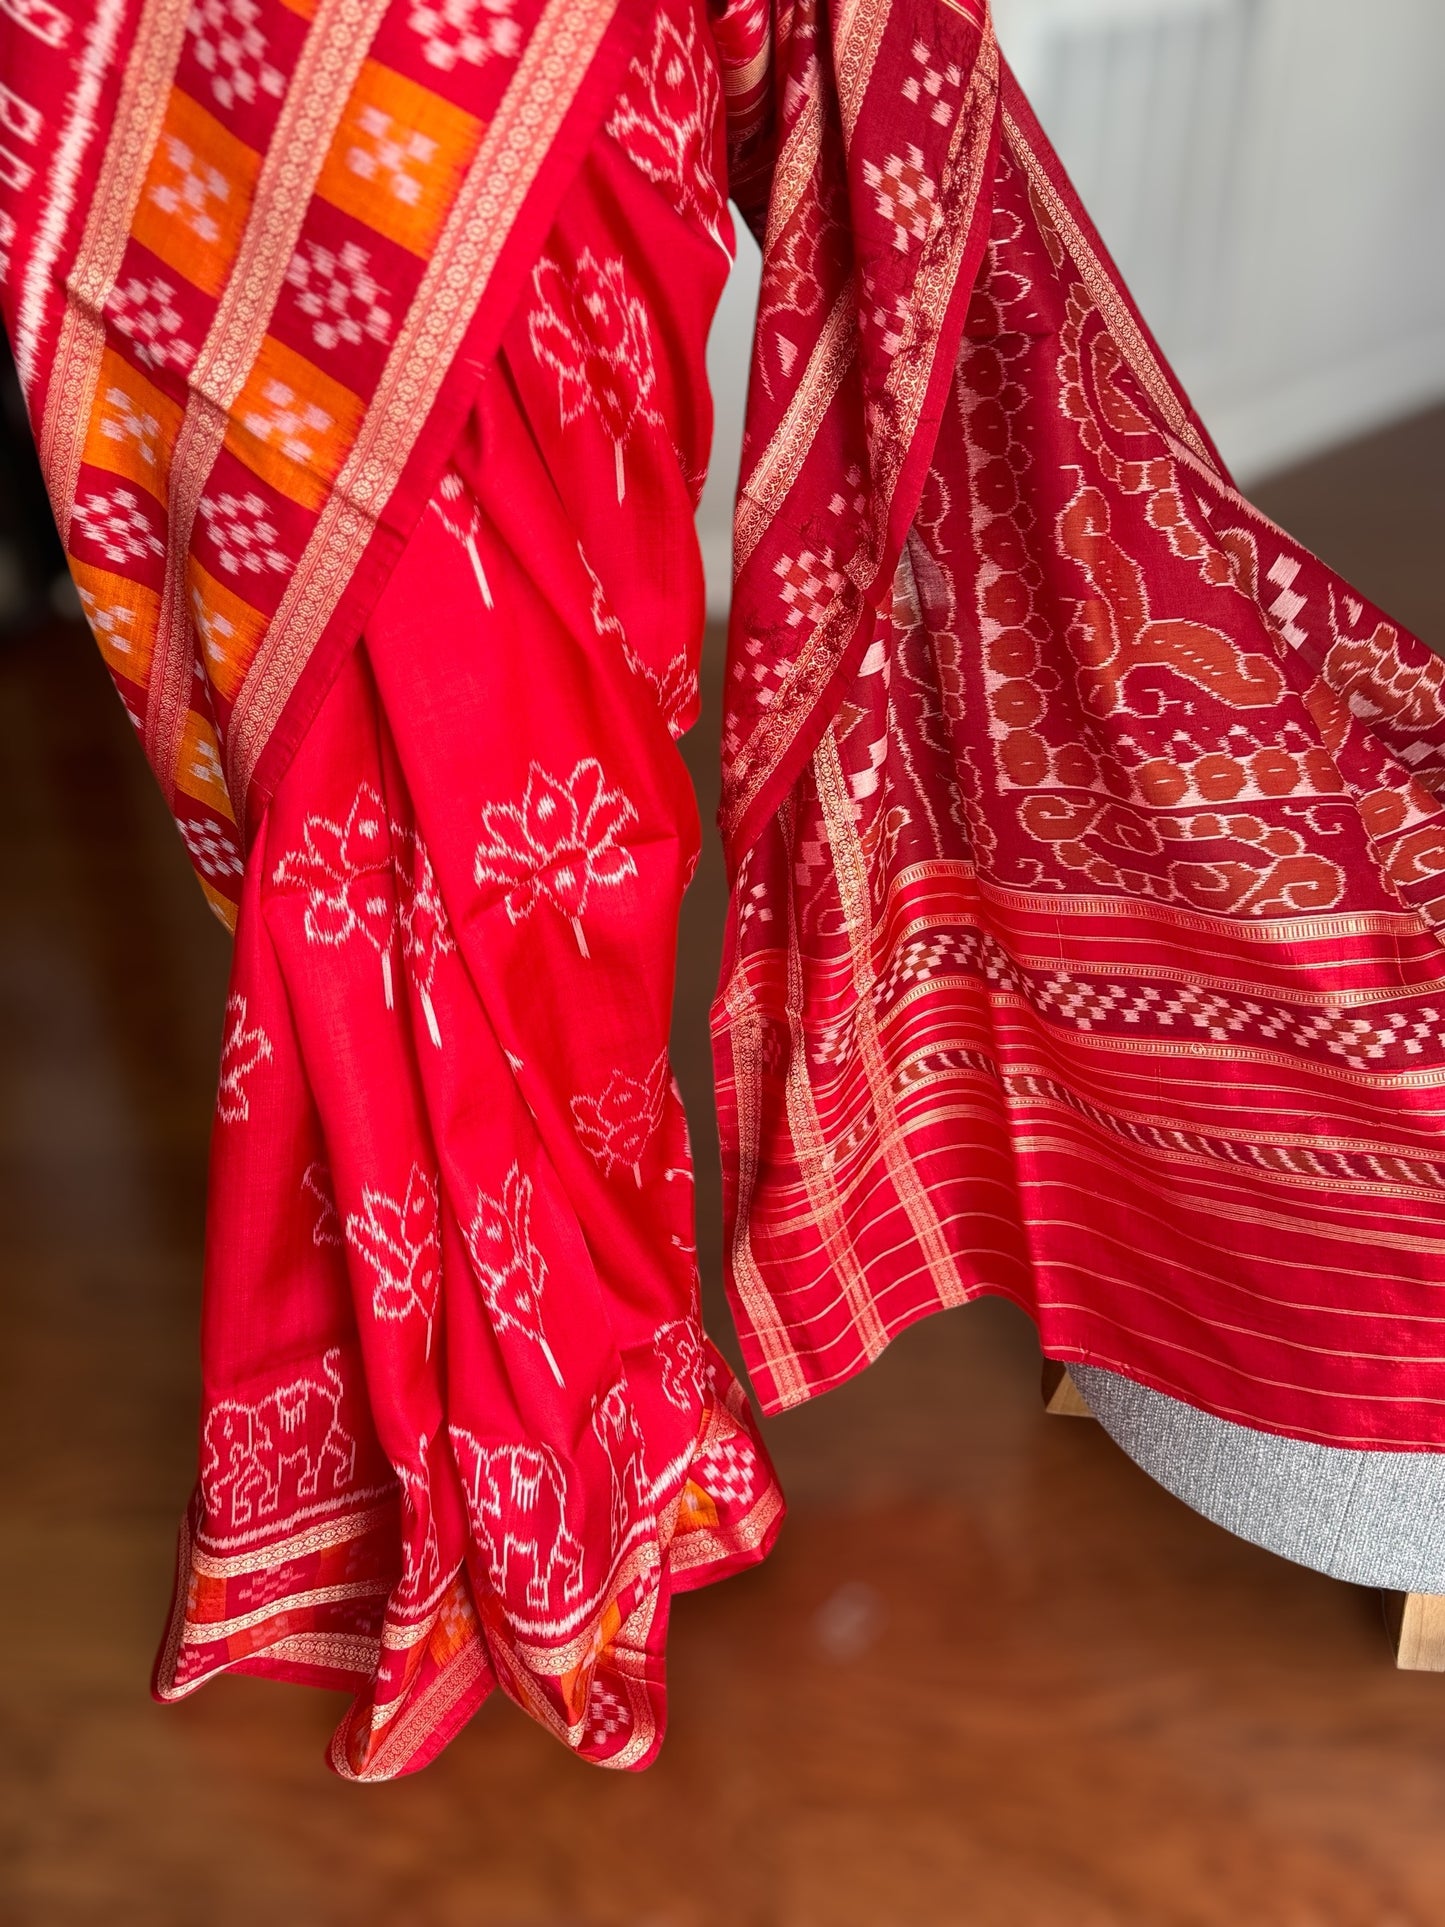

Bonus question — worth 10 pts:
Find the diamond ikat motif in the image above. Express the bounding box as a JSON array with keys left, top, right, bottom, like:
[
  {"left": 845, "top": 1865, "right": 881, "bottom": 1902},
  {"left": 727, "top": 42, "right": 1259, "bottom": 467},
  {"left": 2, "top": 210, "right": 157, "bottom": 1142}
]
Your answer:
[
  {"left": 187, "top": 0, "right": 285, "bottom": 114},
  {"left": 316, "top": 61, "right": 482, "bottom": 257},
  {"left": 241, "top": 377, "right": 335, "bottom": 467},
  {"left": 285, "top": 238, "right": 395, "bottom": 353},
  {"left": 408, "top": 0, "right": 519, "bottom": 75},
  {"left": 70, "top": 487, "right": 164, "bottom": 567},
  {"left": 348, "top": 106, "right": 436, "bottom": 210},
  {"left": 774, "top": 548, "right": 844, "bottom": 630},
  {"left": 106, "top": 274, "right": 199, "bottom": 374},
  {"left": 180, "top": 814, "right": 245, "bottom": 885},
  {"left": 902, "top": 37, "right": 964, "bottom": 127},
  {"left": 99, "top": 384, "right": 162, "bottom": 474},
  {"left": 862, "top": 146, "right": 938, "bottom": 252},
  {"left": 197, "top": 489, "right": 289, "bottom": 578},
  {"left": 148, "top": 133, "right": 231, "bottom": 247}
]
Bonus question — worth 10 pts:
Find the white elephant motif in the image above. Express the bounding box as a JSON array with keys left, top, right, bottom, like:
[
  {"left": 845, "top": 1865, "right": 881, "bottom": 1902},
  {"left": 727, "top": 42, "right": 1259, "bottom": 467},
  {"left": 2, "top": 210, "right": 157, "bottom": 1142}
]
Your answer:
[
  {"left": 449, "top": 1427, "right": 585, "bottom": 1616},
  {"left": 590, "top": 1382, "right": 653, "bottom": 1557},
  {"left": 200, "top": 1347, "right": 357, "bottom": 1530}
]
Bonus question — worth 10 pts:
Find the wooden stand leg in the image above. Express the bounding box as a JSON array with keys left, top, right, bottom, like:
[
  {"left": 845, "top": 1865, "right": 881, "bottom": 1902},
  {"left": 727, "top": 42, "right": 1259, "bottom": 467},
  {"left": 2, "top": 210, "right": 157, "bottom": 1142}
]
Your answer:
[
  {"left": 1381, "top": 1590, "right": 1445, "bottom": 1671},
  {"left": 1041, "top": 1358, "right": 1096, "bottom": 1420}
]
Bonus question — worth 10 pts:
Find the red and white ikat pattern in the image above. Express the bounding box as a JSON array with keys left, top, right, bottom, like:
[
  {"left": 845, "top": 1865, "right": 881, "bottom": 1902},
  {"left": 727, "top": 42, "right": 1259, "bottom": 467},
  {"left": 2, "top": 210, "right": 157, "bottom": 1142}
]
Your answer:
[
  {"left": 714, "top": 85, "right": 1445, "bottom": 1459},
  {"left": 156, "top": 0, "right": 780, "bottom": 1783}
]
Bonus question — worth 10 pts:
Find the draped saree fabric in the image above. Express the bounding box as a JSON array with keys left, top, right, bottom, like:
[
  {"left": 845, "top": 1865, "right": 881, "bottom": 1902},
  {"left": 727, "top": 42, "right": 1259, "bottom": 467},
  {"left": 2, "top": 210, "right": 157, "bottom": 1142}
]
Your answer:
[
  {"left": 712, "top": 14, "right": 1445, "bottom": 1449},
  {"left": 3, "top": 0, "right": 785, "bottom": 1777},
  {"left": 6, "top": 0, "right": 1445, "bottom": 1781}
]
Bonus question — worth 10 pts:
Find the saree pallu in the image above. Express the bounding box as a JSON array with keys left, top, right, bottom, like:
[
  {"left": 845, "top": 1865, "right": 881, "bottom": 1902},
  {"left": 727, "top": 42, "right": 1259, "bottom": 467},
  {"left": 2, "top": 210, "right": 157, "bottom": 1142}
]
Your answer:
[
  {"left": 714, "top": 14, "right": 1445, "bottom": 1447},
  {"left": 4, "top": 0, "right": 783, "bottom": 1776},
  {"left": 149, "top": 55, "right": 784, "bottom": 1776}
]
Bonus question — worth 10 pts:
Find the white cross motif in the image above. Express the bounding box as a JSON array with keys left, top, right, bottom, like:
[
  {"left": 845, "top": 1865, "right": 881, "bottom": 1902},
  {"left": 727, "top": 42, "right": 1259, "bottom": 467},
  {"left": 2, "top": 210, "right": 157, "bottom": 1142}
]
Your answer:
[
  {"left": 187, "top": 0, "right": 285, "bottom": 113},
  {"left": 347, "top": 106, "right": 437, "bottom": 209},
  {"left": 107, "top": 275, "right": 197, "bottom": 374},
  {"left": 148, "top": 134, "right": 231, "bottom": 247},
  {"left": 197, "top": 489, "right": 288, "bottom": 578},
  {"left": 99, "top": 385, "right": 162, "bottom": 475},
  {"left": 70, "top": 488, "right": 164, "bottom": 567},
  {"left": 284, "top": 239, "right": 394, "bottom": 353},
  {"left": 407, "top": 0, "right": 518, "bottom": 75},
  {"left": 240, "top": 379, "right": 334, "bottom": 467}
]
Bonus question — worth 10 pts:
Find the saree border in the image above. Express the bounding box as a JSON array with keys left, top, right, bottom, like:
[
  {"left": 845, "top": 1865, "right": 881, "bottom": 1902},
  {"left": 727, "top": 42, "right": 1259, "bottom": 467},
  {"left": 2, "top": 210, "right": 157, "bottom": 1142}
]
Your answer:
[
  {"left": 720, "top": 22, "right": 1002, "bottom": 866},
  {"left": 143, "top": 0, "right": 394, "bottom": 802},
  {"left": 36, "top": 0, "right": 193, "bottom": 532},
  {"left": 230, "top": 0, "right": 627, "bottom": 812}
]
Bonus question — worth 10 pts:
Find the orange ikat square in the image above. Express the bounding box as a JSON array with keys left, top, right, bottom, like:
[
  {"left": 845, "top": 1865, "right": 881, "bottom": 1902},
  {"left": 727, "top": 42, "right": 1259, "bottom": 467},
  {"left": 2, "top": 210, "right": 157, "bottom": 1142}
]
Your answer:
[
  {"left": 68, "top": 559, "right": 162, "bottom": 686},
  {"left": 80, "top": 351, "right": 186, "bottom": 500},
  {"left": 228, "top": 334, "right": 365, "bottom": 510},
  {"left": 130, "top": 89, "right": 262, "bottom": 299},
  {"left": 315, "top": 59, "right": 483, "bottom": 259},
  {"left": 174, "top": 706, "right": 236, "bottom": 818},
  {"left": 186, "top": 556, "right": 269, "bottom": 705}
]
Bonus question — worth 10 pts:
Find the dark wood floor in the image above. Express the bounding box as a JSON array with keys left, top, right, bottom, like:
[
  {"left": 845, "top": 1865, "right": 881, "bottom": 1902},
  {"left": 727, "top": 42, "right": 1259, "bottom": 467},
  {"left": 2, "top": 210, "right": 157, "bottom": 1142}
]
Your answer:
[{"left": 3, "top": 408, "right": 1445, "bottom": 1925}]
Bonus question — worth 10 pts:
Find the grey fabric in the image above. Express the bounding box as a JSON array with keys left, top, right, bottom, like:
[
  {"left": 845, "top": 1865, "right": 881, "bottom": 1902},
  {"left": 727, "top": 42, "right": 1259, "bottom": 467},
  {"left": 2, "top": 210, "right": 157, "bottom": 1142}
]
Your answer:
[{"left": 1070, "top": 1366, "right": 1445, "bottom": 1593}]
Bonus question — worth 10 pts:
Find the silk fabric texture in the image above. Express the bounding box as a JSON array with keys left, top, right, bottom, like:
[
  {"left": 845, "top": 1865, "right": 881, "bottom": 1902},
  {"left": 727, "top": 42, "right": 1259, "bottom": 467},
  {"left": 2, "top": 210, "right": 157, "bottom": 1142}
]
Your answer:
[{"left": 6, "top": 0, "right": 1445, "bottom": 1779}]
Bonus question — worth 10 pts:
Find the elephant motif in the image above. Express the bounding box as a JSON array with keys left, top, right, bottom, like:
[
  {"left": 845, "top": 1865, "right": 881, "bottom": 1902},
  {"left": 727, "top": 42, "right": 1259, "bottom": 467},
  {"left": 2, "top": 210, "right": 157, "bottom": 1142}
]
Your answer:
[
  {"left": 449, "top": 1427, "right": 585, "bottom": 1617},
  {"left": 200, "top": 1347, "right": 358, "bottom": 1531},
  {"left": 590, "top": 1381, "right": 653, "bottom": 1558}
]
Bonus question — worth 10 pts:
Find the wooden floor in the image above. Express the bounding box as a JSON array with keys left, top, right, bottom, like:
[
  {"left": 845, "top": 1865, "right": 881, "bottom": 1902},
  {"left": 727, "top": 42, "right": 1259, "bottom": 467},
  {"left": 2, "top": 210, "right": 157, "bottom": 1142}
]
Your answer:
[{"left": 3, "top": 409, "right": 1445, "bottom": 1925}]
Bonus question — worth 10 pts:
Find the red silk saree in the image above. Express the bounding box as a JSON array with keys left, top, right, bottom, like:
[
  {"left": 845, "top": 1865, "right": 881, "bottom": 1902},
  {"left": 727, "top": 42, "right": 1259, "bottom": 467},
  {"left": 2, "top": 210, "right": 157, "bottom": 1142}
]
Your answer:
[{"left": 4, "top": 0, "right": 1445, "bottom": 1779}]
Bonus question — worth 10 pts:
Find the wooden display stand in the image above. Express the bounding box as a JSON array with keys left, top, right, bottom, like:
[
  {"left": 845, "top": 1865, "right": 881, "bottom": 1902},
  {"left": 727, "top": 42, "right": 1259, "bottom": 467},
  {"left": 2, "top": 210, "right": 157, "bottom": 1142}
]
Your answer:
[{"left": 1040, "top": 1358, "right": 1445, "bottom": 1674}]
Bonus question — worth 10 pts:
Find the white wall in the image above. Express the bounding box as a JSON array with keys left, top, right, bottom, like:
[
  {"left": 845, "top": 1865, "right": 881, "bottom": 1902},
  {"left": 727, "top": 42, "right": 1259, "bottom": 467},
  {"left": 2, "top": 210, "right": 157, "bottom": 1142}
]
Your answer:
[{"left": 698, "top": 0, "right": 1445, "bottom": 612}]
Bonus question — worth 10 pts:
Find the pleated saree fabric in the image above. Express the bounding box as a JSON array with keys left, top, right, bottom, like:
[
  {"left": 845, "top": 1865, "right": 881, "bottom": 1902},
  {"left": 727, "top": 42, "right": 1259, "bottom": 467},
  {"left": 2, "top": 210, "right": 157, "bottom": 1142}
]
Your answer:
[{"left": 5, "top": 0, "right": 1445, "bottom": 1780}]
